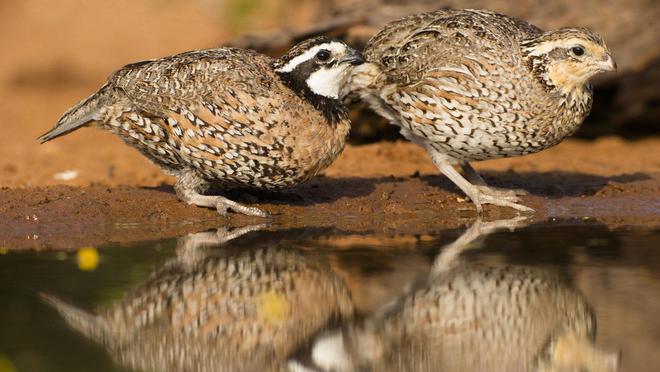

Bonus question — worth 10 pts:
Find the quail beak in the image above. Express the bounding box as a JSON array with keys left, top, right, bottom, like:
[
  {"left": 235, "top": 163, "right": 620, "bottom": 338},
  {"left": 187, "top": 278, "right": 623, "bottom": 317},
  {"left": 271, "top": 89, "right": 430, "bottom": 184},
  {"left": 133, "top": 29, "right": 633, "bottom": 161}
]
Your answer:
[
  {"left": 598, "top": 53, "right": 617, "bottom": 72},
  {"left": 340, "top": 50, "right": 365, "bottom": 66}
]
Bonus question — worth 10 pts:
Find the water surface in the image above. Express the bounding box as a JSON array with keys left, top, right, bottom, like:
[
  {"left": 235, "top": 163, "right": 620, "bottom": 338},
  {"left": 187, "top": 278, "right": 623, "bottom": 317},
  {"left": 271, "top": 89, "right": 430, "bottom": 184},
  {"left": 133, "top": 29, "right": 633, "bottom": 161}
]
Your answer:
[{"left": 1, "top": 219, "right": 658, "bottom": 371}]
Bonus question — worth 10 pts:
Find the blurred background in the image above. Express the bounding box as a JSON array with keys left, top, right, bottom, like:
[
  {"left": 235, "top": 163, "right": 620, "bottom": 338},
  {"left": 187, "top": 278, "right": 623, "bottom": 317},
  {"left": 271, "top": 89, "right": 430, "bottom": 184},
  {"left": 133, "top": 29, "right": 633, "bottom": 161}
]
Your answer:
[{"left": 0, "top": 0, "right": 658, "bottom": 188}]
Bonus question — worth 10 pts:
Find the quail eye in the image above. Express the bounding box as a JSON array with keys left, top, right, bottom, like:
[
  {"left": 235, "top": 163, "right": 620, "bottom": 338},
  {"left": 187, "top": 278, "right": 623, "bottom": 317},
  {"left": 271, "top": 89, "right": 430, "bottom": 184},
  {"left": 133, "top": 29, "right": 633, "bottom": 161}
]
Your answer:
[
  {"left": 316, "top": 49, "right": 331, "bottom": 61},
  {"left": 571, "top": 46, "right": 585, "bottom": 56}
]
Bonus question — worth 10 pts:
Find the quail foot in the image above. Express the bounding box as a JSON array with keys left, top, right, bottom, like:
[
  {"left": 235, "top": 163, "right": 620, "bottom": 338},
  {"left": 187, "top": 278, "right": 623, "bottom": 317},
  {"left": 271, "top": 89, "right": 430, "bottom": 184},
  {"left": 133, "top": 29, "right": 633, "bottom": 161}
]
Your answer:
[
  {"left": 40, "top": 37, "right": 364, "bottom": 217},
  {"left": 347, "top": 9, "right": 616, "bottom": 214}
]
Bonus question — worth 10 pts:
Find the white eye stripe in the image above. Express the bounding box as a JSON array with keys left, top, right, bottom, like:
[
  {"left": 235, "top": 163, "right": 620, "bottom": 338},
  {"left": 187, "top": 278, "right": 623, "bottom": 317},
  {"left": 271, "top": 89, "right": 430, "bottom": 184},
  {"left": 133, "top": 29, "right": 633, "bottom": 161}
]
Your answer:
[
  {"left": 525, "top": 38, "right": 596, "bottom": 56},
  {"left": 275, "top": 42, "right": 347, "bottom": 73}
]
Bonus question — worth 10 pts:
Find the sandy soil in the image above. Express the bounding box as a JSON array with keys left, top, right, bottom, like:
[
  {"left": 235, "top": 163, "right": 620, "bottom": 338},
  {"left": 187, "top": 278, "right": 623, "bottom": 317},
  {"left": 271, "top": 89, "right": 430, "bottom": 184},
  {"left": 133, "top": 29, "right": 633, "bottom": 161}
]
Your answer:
[
  {"left": 1, "top": 138, "right": 658, "bottom": 250},
  {"left": 0, "top": 1, "right": 658, "bottom": 250}
]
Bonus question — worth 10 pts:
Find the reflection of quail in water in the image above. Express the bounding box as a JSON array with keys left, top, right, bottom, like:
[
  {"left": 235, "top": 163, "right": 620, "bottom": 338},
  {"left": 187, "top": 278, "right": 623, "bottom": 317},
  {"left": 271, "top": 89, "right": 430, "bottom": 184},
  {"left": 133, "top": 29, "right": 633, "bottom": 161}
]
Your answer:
[
  {"left": 303, "top": 219, "right": 618, "bottom": 372},
  {"left": 42, "top": 239, "right": 353, "bottom": 372},
  {"left": 347, "top": 9, "right": 616, "bottom": 212},
  {"left": 39, "top": 37, "right": 364, "bottom": 217},
  {"left": 367, "top": 265, "right": 617, "bottom": 372}
]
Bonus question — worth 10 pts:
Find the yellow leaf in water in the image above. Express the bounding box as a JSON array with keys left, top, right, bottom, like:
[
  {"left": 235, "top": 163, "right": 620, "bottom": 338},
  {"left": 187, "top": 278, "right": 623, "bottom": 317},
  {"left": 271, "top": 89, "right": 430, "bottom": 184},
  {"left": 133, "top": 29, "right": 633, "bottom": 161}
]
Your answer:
[
  {"left": 0, "top": 248, "right": 7, "bottom": 255},
  {"left": 77, "top": 247, "right": 99, "bottom": 271},
  {"left": 0, "top": 353, "right": 17, "bottom": 372},
  {"left": 256, "top": 290, "right": 290, "bottom": 325}
]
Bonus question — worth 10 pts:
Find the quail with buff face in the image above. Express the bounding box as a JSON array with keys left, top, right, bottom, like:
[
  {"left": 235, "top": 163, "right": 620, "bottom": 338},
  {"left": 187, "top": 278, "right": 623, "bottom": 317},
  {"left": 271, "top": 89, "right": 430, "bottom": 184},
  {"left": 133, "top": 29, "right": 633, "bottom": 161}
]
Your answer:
[{"left": 347, "top": 9, "right": 616, "bottom": 213}]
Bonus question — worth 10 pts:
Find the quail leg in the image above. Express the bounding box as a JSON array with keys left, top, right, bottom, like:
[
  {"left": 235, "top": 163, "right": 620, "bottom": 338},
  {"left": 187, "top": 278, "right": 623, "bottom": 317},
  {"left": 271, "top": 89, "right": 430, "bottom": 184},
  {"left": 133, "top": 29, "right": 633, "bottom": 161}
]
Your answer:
[
  {"left": 460, "top": 163, "right": 528, "bottom": 200},
  {"left": 176, "top": 224, "right": 268, "bottom": 269},
  {"left": 430, "top": 216, "right": 530, "bottom": 276},
  {"left": 174, "top": 173, "right": 269, "bottom": 217},
  {"left": 366, "top": 216, "right": 530, "bottom": 328},
  {"left": 429, "top": 152, "right": 534, "bottom": 213},
  {"left": 183, "top": 192, "right": 270, "bottom": 218}
]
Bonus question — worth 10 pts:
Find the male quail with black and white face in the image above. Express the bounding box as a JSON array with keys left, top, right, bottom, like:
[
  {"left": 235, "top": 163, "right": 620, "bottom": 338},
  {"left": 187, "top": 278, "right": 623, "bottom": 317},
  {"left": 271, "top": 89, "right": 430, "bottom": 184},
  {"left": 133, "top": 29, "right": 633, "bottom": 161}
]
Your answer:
[
  {"left": 41, "top": 243, "right": 354, "bottom": 372},
  {"left": 347, "top": 9, "right": 616, "bottom": 213},
  {"left": 40, "top": 37, "right": 364, "bottom": 217}
]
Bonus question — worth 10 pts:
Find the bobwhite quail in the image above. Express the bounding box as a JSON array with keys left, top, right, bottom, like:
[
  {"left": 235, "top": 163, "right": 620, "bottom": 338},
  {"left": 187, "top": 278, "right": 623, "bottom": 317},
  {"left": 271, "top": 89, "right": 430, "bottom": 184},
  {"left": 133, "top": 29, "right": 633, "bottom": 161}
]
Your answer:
[
  {"left": 318, "top": 265, "right": 617, "bottom": 372},
  {"left": 301, "top": 219, "right": 617, "bottom": 372},
  {"left": 41, "top": 239, "right": 353, "bottom": 372},
  {"left": 347, "top": 9, "right": 616, "bottom": 213},
  {"left": 39, "top": 37, "right": 364, "bottom": 217}
]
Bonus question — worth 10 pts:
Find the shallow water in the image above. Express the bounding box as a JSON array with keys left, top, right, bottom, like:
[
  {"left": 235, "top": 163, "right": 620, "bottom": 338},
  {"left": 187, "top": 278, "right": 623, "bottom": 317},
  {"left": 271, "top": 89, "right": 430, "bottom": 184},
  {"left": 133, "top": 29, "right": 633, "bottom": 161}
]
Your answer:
[{"left": 1, "top": 219, "right": 658, "bottom": 372}]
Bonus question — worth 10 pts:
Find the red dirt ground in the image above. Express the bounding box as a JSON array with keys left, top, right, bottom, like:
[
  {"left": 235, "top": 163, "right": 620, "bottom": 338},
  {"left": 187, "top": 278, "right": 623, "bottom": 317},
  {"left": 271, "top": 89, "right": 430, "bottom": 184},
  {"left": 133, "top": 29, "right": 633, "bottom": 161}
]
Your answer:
[{"left": 1, "top": 138, "right": 658, "bottom": 250}]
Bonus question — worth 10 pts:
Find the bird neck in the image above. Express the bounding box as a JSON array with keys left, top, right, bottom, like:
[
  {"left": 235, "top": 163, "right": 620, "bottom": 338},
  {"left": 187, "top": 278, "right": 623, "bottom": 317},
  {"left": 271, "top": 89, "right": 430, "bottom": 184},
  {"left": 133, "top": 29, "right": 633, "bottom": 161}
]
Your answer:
[
  {"left": 523, "top": 53, "right": 593, "bottom": 124},
  {"left": 275, "top": 70, "right": 348, "bottom": 126},
  {"left": 557, "top": 82, "right": 593, "bottom": 116}
]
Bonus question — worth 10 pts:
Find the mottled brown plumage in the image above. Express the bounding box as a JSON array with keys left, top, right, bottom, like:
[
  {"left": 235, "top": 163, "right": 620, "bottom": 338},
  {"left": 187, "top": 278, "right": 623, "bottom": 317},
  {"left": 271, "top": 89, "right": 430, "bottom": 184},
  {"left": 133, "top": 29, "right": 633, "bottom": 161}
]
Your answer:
[
  {"left": 328, "top": 265, "right": 617, "bottom": 372},
  {"left": 41, "top": 236, "right": 353, "bottom": 372},
  {"left": 300, "top": 219, "right": 618, "bottom": 372},
  {"left": 347, "top": 9, "right": 616, "bottom": 212},
  {"left": 40, "top": 37, "right": 364, "bottom": 216}
]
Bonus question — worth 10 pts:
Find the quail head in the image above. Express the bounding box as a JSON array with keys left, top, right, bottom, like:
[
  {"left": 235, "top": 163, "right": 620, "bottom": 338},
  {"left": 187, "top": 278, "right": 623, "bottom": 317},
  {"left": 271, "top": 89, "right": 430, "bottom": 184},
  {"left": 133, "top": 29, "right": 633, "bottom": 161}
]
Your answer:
[
  {"left": 40, "top": 37, "right": 364, "bottom": 217},
  {"left": 346, "top": 9, "right": 616, "bottom": 213}
]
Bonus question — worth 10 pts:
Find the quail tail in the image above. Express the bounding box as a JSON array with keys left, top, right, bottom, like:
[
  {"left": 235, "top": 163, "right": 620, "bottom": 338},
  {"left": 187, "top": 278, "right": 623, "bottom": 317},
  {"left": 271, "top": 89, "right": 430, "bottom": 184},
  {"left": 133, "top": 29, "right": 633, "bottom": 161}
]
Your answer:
[
  {"left": 39, "top": 293, "right": 110, "bottom": 342},
  {"left": 38, "top": 83, "right": 114, "bottom": 143}
]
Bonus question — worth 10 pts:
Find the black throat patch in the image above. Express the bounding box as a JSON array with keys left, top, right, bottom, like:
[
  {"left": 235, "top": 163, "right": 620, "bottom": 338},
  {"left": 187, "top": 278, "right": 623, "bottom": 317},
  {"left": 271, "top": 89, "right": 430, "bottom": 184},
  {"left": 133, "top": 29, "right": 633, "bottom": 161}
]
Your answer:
[{"left": 273, "top": 57, "right": 347, "bottom": 125}]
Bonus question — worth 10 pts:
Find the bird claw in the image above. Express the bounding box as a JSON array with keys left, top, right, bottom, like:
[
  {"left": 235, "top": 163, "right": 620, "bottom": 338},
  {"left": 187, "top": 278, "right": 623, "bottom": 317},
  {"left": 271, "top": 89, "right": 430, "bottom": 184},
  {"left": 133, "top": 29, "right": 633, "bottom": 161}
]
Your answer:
[
  {"left": 215, "top": 198, "right": 270, "bottom": 218},
  {"left": 474, "top": 215, "right": 531, "bottom": 233},
  {"left": 460, "top": 186, "right": 527, "bottom": 205},
  {"left": 216, "top": 203, "right": 229, "bottom": 217},
  {"left": 176, "top": 223, "right": 269, "bottom": 269},
  {"left": 472, "top": 192, "right": 535, "bottom": 214},
  {"left": 474, "top": 185, "right": 527, "bottom": 201},
  {"left": 178, "top": 182, "right": 270, "bottom": 218}
]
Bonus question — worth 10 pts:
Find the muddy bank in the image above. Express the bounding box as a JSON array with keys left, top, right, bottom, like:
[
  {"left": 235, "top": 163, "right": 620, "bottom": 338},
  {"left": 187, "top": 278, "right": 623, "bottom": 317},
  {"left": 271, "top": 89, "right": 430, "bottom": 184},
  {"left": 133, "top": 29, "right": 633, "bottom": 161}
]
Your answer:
[
  {"left": 2, "top": 139, "right": 658, "bottom": 250},
  {"left": 1, "top": 1, "right": 658, "bottom": 250}
]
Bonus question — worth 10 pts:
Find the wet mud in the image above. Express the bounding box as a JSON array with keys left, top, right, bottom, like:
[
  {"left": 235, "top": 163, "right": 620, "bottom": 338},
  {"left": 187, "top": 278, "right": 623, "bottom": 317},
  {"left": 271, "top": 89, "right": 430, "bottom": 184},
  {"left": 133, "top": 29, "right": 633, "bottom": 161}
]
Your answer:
[{"left": 2, "top": 139, "right": 658, "bottom": 250}]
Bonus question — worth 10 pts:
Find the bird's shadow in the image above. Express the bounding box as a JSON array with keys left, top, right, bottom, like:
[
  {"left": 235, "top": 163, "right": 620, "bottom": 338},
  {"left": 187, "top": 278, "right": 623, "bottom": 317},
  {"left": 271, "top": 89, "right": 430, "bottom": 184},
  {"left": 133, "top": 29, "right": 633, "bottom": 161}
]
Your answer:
[
  {"left": 422, "top": 170, "right": 652, "bottom": 198},
  {"left": 142, "top": 171, "right": 651, "bottom": 206},
  {"left": 142, "top": 176, "right": 390, "bottom": 206}
]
